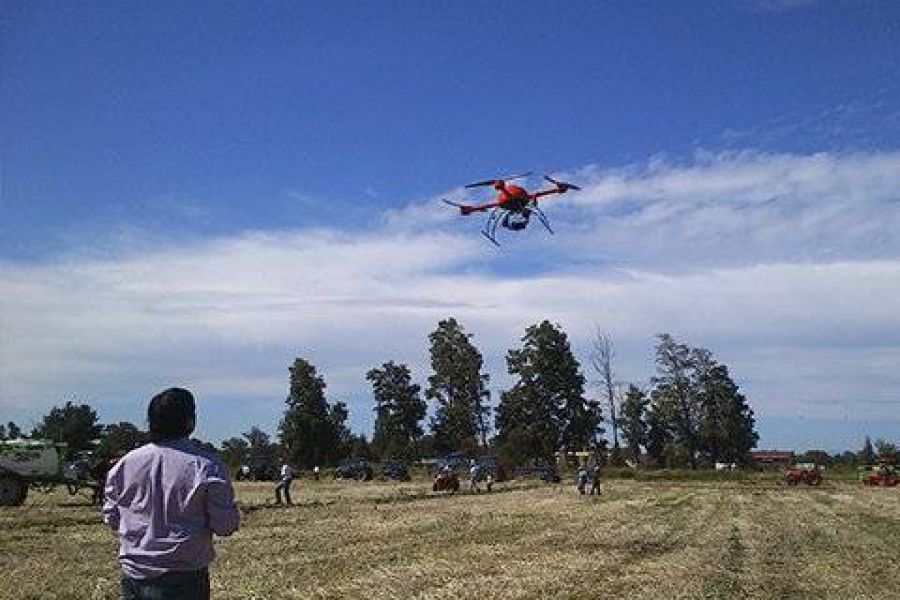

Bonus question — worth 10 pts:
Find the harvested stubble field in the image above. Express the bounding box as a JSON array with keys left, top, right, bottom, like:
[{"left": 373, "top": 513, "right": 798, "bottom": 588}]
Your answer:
[{"left": 1, "top": 477, "right": 898, "bottom": 599}]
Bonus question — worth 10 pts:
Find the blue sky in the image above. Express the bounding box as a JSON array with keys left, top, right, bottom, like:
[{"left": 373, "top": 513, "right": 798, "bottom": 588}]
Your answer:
[{"left": 2, "top": 1, "right": 899, "bottom": 453}]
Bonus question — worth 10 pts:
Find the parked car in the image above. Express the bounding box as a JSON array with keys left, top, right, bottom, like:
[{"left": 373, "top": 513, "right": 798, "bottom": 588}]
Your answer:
[
  {"left": 381, "top": 459, "right": 410, "bottom": 481},
  {"left": 539, "top": 463, "right": 562, "bottom": 483},
  {"left": 512, "top": 461, "right": 561, "bottom": 483},
  {"left": 434, "top": 452, "right": 508, "bottom": 481},
  {"left": 475, "top": 454, "right": 508, "bottom": 482},
  {"left": 336, "top": 459, "right": 374, "bottom": 481},
  {"left": 237, "top": 457, "right": 278, "bottom": 481},
  {"left": 436, "top": 451, "right": 467, "bottom": 474}
]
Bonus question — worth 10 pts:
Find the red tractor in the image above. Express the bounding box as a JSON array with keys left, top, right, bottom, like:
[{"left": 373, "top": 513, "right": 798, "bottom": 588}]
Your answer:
[
  {"left": 783, "top": 464, "right": 824, "bottom": 486},
  {"left": 860, "top": 463, "right": 899, "bottom": 487},
  {"left": 432, "top": 469, "right": 460, "bottom": 493}
]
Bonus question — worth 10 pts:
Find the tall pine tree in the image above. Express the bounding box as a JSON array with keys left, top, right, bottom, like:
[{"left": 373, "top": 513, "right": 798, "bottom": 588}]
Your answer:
[
  {"left": 694, "top": 356, "right": 758, "bottom": 465},
  {"left": 6, "top": 422, "right": 22, "bottom": 439},
  {"left": 858, "top": 436, "right": 876, "bottom": 464},
  {"left": 645, "top": 399, "right": 672, "bottom": 468},
  {"left": 426, "top": 318, "right": 490, "bottom": 455},
  {"left": 279, "top": 358, "right": 347, "bottom": 468},
  {"left": 651, "top": 334, "right": 702, "bottom": 469},
  {"left": 650, "top": 334, "right": 758, "bottom": 468},
  {"left": 495, "top": 321, "right": 598, "bottom": 463},
  {"left": 619, "top": 384, "right": 650, "bottom": 465},
  {"left": 367, "top": 361, "right": 426, "bottom": 460}
]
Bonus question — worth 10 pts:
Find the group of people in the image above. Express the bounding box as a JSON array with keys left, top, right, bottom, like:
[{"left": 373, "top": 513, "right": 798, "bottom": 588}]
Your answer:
[
  {"left": 468, "top": 459, "right": 494, "bottom": 493},
  {"left": 276, "top": 455, "right": 599, "bottom": 505}
]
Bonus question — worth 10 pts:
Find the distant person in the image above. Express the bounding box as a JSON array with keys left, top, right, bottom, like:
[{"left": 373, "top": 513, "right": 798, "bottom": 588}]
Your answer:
[
  {"left": 275, "top": 459, "right": 294, "bottom": 505},
  {"left": 313, "top": 465, "right": 320, "bottom": 481},
  {"left": 240, "top": 464, "right": 250, "bottom": 480},
  {"left": 589, "top": 463, "right": 602, "bottom": 496},
  {"left": 469, "top": 459, "right": 482, "bottom": 493},
  {"left": 103, "top": 388, "right": 239, "bottom": 600},
  {"left": 577, "top": 466, "right": 588, "bottom": 495}
]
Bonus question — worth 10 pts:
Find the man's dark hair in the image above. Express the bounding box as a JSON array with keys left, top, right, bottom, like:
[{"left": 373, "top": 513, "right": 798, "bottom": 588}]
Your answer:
[{"left": 147, "top": 388, "right": 196, "bottom": 442}]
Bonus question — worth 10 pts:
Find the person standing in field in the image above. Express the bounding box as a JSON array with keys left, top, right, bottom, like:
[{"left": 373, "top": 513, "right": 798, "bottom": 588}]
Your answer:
[
  {"left": 589, "top": 463, "right": 602, "bottom": 496},
  {"left": 275, "top": 459, "right": 294, "bottom": 505},
  {"left": 577, "top": 466, "right": 589, "bottom": 495},
  {"left": 103, "top": 388, "right": 240, "bottom": 600},
  {"left": 469, "top": 459, "right": 482, "bottom": 493}
]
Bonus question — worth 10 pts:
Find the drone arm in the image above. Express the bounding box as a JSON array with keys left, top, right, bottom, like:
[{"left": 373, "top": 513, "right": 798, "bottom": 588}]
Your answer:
[
  {"left": 443, "top": 199, "right": 496, "bottom": 215},
  {"left": 530, "top": 187, "right": 567, "bottom": 201},
  {"left": 460, "top": 201, "right": 499, "bottom": 215}
]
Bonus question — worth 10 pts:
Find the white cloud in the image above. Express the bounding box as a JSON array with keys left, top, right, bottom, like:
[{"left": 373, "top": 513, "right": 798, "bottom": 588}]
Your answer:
[
  {"left": 2, "top": 151, "right": 899, "bottom": 443},
  {"left": 549, "top": 151, "right": 900, "bottom": 267}
]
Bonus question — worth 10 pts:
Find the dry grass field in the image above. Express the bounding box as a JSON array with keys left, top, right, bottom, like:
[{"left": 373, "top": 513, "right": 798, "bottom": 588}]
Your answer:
[{"left": 1, "top": 476, "right": 898, "bottom": 599}]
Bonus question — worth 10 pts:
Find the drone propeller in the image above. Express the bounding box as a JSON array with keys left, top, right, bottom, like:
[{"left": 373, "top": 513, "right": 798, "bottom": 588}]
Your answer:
[
  {"left": 544, "top": 175, "right": 582, "bottom": 191},
  {"left": 465, "top": 171, "right": 533, "bottom": 189}
]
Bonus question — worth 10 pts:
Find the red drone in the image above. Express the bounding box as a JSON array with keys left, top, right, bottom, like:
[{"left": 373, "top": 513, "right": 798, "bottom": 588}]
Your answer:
[{"left": 443, "top": 172, "right": 581, "bottom": 245}]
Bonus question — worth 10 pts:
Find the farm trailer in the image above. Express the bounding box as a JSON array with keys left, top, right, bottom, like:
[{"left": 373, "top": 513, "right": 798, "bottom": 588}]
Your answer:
[{"left": 0, "top": 439, "right": 107, "bottom": 506}]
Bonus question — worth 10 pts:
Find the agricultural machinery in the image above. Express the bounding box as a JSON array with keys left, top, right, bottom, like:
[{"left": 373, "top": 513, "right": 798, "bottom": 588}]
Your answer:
[
  {"left": 432, "top": 469, "right": 460, "bottom": 493},
  {"left": 0, "top": 439, "right": 113, "bottom": 506},
  {"left": 858, "top": 462, "right": 899, "bottom": 487},
  {"left": 783, "top": 463, "right": 824, "bottom": 486}
]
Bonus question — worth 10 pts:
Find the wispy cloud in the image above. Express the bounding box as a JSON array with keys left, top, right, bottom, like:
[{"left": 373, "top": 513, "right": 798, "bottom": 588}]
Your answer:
[
  {"left": 2, "top": 151, "right": 898, "bottom": 443},
  {"left": 718, "top": 87, "right": 900, "bottom": 152},
  {"left": 751, "top": 0, "right": 817, "bottom": 13},
  {"left": 551, "top": 151, "right": 900, "bottom": 267}
]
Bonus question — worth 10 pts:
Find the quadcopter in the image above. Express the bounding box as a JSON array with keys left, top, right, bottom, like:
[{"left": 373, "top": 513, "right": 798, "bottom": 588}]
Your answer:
[{"left": 443, "top": 172, "right": 581, "bottom": 245}]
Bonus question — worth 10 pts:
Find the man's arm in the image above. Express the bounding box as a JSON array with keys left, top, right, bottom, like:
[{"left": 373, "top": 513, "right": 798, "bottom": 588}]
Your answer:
[
  {"left": 101, "top": 460, "right": 122, "bottom": 531},
  {"left": 206, "top": 461, "right": 240, "bottom": 536}
]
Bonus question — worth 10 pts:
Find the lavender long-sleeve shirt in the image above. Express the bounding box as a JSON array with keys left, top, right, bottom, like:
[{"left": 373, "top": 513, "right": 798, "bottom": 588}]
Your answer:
[{"left": 102, "top": 439, "right": 240, "bottom": 580}]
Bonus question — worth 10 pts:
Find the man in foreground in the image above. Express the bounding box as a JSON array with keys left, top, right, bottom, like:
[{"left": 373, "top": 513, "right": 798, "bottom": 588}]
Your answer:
[{"left": 103, "top": 388, "right": 240, "bottom": 599}]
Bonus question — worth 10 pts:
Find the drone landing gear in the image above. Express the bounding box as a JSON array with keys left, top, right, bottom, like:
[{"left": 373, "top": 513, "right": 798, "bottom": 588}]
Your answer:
[
  {"left": 479, "top": 206, "right": 554, "bottom": 246},
  {"left": 481, "top": 230, "right": 501, "bottom": 247},
  {"left": 481, "top": 208, "right": 503, "bottom": 246},
  {"left": 533, "top": 205, "right": 554, "bottom": 235}
]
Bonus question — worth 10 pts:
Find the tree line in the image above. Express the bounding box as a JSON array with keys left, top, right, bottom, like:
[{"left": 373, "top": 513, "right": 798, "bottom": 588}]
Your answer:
[{"left": 9, "top": 317, "right": 891, "bottom": 471}]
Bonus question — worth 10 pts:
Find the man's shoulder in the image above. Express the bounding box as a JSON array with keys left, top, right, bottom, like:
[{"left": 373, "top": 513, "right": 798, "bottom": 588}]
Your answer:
[
  {"left": 183, "top": 441, "right": 219, "bottom": 462},
  {"left": 118, "top": 443, "right": 157, "bottom": 463},
  {"left": 179, "top": 442, "right": 230, "bottom": 477},
  {"left": 124, "top": 440, "right": 222, "bottom": 467},
  {"left": 172, "top": 440, "right": 227, "bottom": 469}
]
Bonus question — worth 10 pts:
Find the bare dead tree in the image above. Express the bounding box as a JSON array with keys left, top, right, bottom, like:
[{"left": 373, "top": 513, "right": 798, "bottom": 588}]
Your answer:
[{"left": 589, "top": 328, "right": 619, "bottom": 449}]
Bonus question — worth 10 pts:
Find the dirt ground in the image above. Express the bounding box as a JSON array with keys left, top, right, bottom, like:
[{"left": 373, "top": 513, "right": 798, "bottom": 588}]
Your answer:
[{"left": 1, "top": 477, "right": 898, "bottom": 599}]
